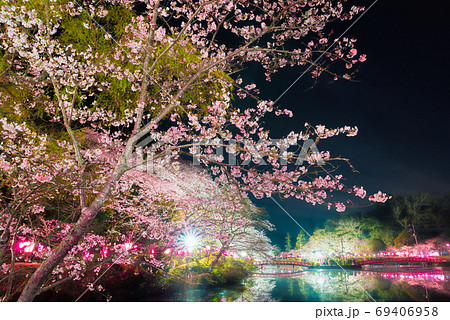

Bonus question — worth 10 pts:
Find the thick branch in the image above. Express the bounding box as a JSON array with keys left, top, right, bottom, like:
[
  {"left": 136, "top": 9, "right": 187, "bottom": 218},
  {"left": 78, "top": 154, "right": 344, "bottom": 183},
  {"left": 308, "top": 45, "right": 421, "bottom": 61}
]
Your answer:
[{"left": 133, "top": 0, "right": 160, "bottom": 134}]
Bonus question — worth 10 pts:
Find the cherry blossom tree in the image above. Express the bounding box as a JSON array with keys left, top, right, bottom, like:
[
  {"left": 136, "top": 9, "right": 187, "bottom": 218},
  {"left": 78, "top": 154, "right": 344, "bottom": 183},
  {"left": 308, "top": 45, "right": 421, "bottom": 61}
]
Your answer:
[
  {"left": 198, "top": 190, "right": 274, "bottom": 268},
  {"left": 0, "top": 129, "right": 181, "bottom": 300},
  {"left": 157, "top": 168, "right": 275, "bottom": 266},
  {"left": 0, "top": 143, "right": 272, "bottom": 300},
  {"left": 0, "top": 0, "right": 390, "bottom": 301}
]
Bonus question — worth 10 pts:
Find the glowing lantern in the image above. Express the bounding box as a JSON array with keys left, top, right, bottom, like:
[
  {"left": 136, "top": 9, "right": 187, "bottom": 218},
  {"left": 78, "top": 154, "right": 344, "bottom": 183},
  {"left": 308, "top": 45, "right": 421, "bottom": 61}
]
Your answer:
[
  {"left": 18, "top": 241, "right": 35, "bottom": 253},
  {"left": 100, "top": 247, "right": 109, "bottom": 257},
  {"left": 23, "top": 242, "right": 35, "bottom": 253},
  {"left": 163, "top": 248, "right": 171, "bottom": 255}
]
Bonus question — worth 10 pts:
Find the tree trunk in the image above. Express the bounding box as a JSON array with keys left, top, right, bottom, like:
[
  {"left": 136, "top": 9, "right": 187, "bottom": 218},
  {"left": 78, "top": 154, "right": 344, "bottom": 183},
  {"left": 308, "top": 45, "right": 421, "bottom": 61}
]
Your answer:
[
  {"left": 209, "top": 248, "right": 226, "bottom": 271},
  {"left": 17, "top": 206, "right": 98, "bottom": 301},
  {"left": 17, "top": 162, "right": 127, "bottom": 301},
  {"left": 0, "top": 215, "right": 12, "bottom": 264},
  {"left": 0, "top": 228, "right": 10, "bottom": 264}
]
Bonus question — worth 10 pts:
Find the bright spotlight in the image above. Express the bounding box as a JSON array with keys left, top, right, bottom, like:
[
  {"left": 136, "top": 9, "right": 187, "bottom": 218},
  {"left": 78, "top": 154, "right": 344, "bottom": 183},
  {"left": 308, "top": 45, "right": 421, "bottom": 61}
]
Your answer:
[{"left": 179, "top": 230, "right": 202, "bottom": 252}]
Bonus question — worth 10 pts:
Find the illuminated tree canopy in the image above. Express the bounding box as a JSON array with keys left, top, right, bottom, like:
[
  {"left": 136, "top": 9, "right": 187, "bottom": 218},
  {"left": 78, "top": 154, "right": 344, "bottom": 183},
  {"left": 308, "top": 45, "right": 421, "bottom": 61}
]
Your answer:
[{"left": 0, "top": 0, "right": 391, "bottom": 301}]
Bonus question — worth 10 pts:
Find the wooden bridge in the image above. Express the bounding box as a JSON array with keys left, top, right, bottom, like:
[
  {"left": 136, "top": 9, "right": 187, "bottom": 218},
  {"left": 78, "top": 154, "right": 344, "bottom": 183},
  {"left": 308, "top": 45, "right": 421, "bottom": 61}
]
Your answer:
[
  {"left": 354, "top": 257, "right": 442, "bottom": 266},
  {"left": 254, "top": 260, "right": 312, "bottom": 267}
]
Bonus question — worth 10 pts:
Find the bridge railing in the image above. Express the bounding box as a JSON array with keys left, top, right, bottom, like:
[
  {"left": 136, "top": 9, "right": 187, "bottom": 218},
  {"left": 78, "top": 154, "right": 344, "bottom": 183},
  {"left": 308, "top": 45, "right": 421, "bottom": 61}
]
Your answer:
[
  {"left": 354, "top": 257, "right": 442, "bottom": 266},
  {"left": 255, "top": 257, "right": 442, "bottom": 267}
]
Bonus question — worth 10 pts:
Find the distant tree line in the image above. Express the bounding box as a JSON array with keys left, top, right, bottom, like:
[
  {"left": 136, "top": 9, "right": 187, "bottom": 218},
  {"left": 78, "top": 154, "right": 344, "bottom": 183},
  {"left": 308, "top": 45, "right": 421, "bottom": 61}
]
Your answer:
[{"left": 284, "top": 193, "right": 450, "bottom": 256}]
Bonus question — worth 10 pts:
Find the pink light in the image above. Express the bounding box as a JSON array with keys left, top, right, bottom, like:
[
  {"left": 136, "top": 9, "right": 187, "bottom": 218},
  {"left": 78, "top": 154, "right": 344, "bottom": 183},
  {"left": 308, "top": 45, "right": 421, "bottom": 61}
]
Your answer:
[
  {"left": 149, "top": 248, "right": 155, "bottom": 255},
  {"left": 24, "top": 243, "right": 35, "bottom": 253},
  {"left": 18, "top": 241, "right": 35, "bottom": 253},
  {"left": 100, "top": 247, "right": 109, "bottom": 257},
  {"left": 83, "top": 252, "right": 92, "bottom": 260}
]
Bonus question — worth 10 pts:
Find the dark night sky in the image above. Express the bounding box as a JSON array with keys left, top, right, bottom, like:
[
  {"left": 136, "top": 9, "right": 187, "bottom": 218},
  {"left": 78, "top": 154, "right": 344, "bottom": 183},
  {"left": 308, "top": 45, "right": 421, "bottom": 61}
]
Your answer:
[{"left": 246, "top": 0, "right": 450, "bottom": 247}]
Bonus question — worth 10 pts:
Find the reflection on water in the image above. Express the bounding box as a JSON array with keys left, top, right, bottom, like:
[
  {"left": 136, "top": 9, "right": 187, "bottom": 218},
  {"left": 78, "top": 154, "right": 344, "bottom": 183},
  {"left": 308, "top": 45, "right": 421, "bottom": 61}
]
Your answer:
[
  {"left": 236, "top": 267, "right": 450, "bottom": 302},
  {"left": 235, "top": 277, "right": 277, "bottom": 302},
  {"left": 163, "top": 268, "right": 450, "bottom": 301}
]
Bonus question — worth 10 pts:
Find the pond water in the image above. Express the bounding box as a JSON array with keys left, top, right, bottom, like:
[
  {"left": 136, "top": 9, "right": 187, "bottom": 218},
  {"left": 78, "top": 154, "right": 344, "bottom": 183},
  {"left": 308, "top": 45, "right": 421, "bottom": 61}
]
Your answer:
[{"left": 169, "top": 267, "right": 450, "bottom": 302}]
